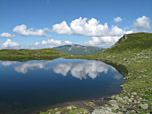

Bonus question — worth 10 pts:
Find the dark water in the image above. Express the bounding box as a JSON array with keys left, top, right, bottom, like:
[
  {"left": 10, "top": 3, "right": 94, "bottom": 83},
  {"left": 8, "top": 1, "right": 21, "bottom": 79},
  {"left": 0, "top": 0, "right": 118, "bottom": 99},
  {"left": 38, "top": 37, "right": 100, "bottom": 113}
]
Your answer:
[{"left": 0, "top": 58, "right": 124, "bottom": 114}]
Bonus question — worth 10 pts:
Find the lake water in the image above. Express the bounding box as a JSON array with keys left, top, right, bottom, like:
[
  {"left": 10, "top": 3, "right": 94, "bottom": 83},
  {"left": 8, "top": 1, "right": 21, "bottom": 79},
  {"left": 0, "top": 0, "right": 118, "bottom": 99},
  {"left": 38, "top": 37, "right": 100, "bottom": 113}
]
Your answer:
[{"left": 0, "top": 58, "right": 124, "bottom": 114}]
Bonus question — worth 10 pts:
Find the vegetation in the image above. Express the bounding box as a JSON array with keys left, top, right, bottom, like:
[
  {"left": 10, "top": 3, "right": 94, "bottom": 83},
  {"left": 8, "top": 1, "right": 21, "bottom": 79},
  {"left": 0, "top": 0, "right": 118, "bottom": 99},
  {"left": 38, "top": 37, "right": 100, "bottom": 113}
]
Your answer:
[
  {"left": 39, "top": 105, "right": 89, "bottom": 114},
  {"left": 0, "top": 48, "right": 66, "bottom": 61},
  {"left": 53, "top": 44, "right": 104, "bottom": 55}
]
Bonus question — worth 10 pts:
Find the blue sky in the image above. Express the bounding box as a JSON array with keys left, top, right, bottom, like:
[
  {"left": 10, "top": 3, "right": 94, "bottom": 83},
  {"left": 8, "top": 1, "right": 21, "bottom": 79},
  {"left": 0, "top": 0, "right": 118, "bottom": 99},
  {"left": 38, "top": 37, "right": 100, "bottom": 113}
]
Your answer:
[{"left": 0, "top": 0, "right": 152, "bottom": 49}]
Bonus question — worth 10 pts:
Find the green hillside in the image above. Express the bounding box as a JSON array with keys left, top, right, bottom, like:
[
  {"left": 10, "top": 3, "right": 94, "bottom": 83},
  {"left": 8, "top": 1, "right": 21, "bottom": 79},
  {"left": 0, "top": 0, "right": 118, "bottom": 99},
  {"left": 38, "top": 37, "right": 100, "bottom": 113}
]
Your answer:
[
  {"left": 40, "top": 32, "right": 152, "bottom": 114},
  {"left": 89, "top": 33, "right": 152, "bottom": 114},
  {"left": 89, "top": 32, "right": 152, "bottom": 113},
  {"left": 53, "top": 44, "right": 104, "bottom": 55},
  {"left": 0, "top": 48, "right": 66, "bottom": 61}
]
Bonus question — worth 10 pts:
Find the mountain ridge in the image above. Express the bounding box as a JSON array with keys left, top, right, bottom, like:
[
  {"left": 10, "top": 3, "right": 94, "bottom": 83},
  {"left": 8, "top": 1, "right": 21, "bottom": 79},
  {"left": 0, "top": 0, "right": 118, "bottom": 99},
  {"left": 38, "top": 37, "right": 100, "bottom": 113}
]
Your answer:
[{"left": 53, "top": 44, "right": 104, "bottom": 55}]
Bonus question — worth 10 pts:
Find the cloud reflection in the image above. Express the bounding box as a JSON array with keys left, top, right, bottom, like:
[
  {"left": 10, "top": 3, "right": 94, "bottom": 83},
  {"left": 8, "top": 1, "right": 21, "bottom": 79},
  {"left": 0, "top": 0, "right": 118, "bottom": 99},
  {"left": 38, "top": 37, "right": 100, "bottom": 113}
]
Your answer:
[
  {"left": 14, "top": 62, "right": 48, "bottom": 74},
  {"left": 53, "top": 61, "right": 109, "bottom": 80},
  {"left": 0, "top": 61, "right": 16, "bottom": 66},
  {"left": 7, "top": 59, "right": 115, "bottom": 80}
]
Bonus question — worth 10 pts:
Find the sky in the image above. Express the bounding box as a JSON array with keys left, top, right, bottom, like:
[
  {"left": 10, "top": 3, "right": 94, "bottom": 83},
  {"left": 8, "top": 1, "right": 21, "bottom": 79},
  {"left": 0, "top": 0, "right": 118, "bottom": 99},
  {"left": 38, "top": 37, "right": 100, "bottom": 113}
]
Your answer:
[{"left": 0, "top": 0, "right": 152, "bottom": 49}]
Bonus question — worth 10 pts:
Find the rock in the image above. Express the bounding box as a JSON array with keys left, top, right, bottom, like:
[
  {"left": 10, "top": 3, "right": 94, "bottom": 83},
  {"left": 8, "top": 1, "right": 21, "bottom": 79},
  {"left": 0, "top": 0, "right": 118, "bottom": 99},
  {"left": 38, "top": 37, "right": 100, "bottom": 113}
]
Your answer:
[
  {"left": 55, "top": 111, "right": 61, "bottom": 114},
  {"left": 140, "top": 104, "right": 148, "bottom": 110},
  {"left": 123, "top": 96, "right": 129, "bottom": 101},
  {"left": 67, "top": 106, "right": 72, "bottom": 110},
  {"left": 109, "top": 100, "right": 117, "bottom": 104},
  {"left": 117, "top": 111, "right": 123, "bottom": 114},
  {"left": 132, "top": 92, "right": 137, "bottom": 96},
  {"left": 115, "top": 96, "right": 123, "bottom": 102},
  {"left": 111, "top": 103, "right": 119, "bottom": 110},
  {"left": 130, "top": 110, "right": 136, "bottom": 113}
]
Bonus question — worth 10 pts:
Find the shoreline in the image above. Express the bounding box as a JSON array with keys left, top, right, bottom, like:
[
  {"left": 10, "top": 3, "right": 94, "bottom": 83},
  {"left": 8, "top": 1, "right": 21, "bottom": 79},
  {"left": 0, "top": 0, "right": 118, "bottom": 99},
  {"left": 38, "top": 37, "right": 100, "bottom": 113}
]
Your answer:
[{"left": 34, "top": 96, "right": 112, "bottom": 114}]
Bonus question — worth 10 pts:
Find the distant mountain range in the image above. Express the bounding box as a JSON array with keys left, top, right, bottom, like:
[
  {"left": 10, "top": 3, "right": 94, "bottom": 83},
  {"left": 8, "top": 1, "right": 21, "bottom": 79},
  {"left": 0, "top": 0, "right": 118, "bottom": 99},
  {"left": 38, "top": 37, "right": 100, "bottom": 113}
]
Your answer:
[{"left": 53, "top": 44, "right": 104, "bottom": 55}]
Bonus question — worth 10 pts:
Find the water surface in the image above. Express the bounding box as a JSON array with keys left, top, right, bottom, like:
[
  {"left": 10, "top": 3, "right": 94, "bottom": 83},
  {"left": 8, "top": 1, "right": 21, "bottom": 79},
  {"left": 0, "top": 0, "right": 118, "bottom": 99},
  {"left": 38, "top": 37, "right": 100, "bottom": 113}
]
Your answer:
[{"left": 0, "top": 58, "right": 124, "bottom": 114}]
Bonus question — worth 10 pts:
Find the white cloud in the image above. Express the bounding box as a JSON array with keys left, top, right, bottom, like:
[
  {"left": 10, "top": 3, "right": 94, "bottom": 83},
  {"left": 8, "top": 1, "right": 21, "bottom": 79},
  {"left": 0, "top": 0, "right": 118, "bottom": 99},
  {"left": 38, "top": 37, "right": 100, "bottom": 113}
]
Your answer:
[
  {"left": 0, "top": 32, "right": 16, "bottom": 38},
  {"left": 34, "top": 41, "right": 40, "bottom": 46},
  {"left": 133, "top": 16, "right": 151, "bottom": 32},
  {"left": 52, "top": 17, "right": 127, "bottom": 47},
  {"left": 1, "top": 39, "right": 19, "bottom": 48},
  {"left": 85, "top": 36, "right": 120, "bottom": 48},
  {"left": 52, "top": 17, "right": 125, "bottom": 37},
  {"left": 64, "top": 40, "right": 72, "bottom": 45},
  {"left": 52, "top": 21, "right": 72, "bottom": 35},
  {"left": 13, "top": 24, "right": 52, "bottom": 37},
  {"left": 41, "top": 39, "right": 62, "bottom": 46},
  {"left": 110, "top": 26, "right": 124, "bottom": 36},
  {"left": 113, "top": 17, "right": 122, "bottom": 23}
]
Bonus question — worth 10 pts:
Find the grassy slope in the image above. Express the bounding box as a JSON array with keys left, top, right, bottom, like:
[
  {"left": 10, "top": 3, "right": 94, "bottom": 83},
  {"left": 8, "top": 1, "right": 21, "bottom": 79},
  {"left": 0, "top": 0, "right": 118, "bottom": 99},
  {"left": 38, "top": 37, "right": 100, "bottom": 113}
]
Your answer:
[
  {"left": 40, "top": 32, "right": 152, "bottom": 114},
  {"left": 92, "top": 32, "right": 152, "bottom": 113},
  {"left": 0, "top": 48, "right": 66, "bottom": 61}
]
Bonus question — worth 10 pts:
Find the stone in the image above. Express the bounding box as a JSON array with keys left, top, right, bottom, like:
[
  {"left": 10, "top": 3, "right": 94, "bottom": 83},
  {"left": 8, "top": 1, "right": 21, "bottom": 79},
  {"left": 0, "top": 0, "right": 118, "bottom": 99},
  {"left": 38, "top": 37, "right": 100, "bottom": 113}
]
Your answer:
[
  {"left": 115, "top": 96, "right": 123, "bottom": 102},
  {"left": 109, "top": 100, "right": 117, "bottom": 104},
  {"left": 140, "top": 104, "right": 148, "bottom": 110},
  {"left": 55, "top": 111, "right": 61, "bottom": 114},
  {"left": 132, "top": 92, "right": 137, "bottom": 96}
]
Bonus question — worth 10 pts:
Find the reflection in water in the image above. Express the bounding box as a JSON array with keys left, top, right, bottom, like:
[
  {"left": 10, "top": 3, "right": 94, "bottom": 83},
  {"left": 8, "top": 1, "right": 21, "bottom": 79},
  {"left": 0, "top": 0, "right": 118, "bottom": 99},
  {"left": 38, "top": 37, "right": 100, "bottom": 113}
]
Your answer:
[
  {"left": 53, "top": 61, "right": 109, "bottom": 80},
  {"left": 114, "top": 75, "right": 122, "bottom": 80},
  {"left": 14, "top": 62, "right": 48, "bottom": 74},
  {"left": 0, "top": 59, "right": 124, "bottom": 114},
  {"left": 0, "top": 61, "right": 16, "bottom": 66},
  {"left": 0, "top": 60, "right": 117, "bottom": 80}
]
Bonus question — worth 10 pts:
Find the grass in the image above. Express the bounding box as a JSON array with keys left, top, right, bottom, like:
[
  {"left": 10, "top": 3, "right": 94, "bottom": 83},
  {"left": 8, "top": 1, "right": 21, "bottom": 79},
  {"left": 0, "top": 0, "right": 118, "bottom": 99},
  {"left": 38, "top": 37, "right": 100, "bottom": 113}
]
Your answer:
[
  {"left": 38, "top": 105, "right": 89, "bottom": 114},
  {"left": 0, "top": 48, "right": 67, "bottom": 61}
]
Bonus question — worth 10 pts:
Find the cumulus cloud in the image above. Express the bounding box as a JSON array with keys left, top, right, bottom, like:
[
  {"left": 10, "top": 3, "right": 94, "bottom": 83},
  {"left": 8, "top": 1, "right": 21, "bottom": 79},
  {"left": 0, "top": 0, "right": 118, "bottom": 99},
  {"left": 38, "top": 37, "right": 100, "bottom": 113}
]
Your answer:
[
  {"left": 52, "top": 17, "right": 125, "bottom": 37},
  {"left": 52, "top": 21, "right": 72, "bottom": 35},
  {"left": 113, "top": 17, "right": 122, "bottom": 23},
  {"left": 0, "top": 32, "right": 16, "bottom": 38},
  {"left": 64, "top": 40, "right": 72, "bottom": 45},
  {"left": 52, "top": 17, "right": 127, "bottom": 47},
  {"left": 13, "top": 24, "right": 52, "bottom": 37},
  {"left": 133, "top": 16, "right": 151, "bottom": 32},
  {"left": 34, "top": 41, "right": 40, "bottom": 46},
  {"left": 84, "top": 36, "right": 120, "bottom": 48},
  {"left": 1, "top": 39, "right": 19, "bottom": 48},
  {"left": 41, "top": 39, "right": 62, "bottom": 46}
]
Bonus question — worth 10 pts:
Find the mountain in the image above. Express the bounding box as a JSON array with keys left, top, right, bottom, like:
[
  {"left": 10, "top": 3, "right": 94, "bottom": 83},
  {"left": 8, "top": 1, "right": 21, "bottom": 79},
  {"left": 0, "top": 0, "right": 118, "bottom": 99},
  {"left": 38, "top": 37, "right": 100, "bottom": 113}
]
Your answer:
[{"left": 53, "top": 44, "right": 104, "bottom": 55}]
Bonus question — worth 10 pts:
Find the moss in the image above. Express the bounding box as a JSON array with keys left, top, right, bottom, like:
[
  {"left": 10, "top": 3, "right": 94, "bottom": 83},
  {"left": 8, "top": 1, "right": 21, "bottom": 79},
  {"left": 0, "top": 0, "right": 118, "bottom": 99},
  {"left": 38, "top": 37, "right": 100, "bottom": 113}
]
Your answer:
[
  {"left": 66, "top": 108, "right": 89, "bottom": 114},
  {"left": 39, "top": 105, "right": 89, "bottom": 114},
  {"left": 85, "top": 102, "right": 96, "bottom": 109}
]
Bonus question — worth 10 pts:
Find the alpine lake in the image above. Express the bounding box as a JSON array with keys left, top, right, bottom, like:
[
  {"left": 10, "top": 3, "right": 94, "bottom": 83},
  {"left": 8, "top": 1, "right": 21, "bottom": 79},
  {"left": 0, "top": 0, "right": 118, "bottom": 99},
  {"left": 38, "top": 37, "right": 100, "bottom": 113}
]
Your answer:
[{"left": 0, "top": 58, "right": 124, "bottom": 114}]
